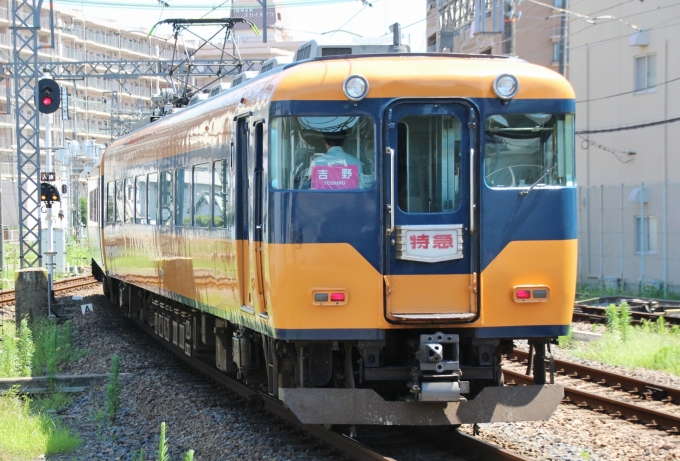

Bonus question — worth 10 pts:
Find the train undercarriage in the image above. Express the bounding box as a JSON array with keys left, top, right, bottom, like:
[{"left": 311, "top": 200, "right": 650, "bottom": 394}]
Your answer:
[{"left": 102, "top": 273, "right": 563, "bottom": 426}]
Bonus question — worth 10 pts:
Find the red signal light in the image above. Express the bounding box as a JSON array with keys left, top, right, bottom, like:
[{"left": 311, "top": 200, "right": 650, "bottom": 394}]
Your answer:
[
  {"left": 330, "top": 293, "right": 345, "bottom": 302},
  {"left": 515, "top": 289, "right": 531, "bottom": 299},
  {"left": 42, "top": 96, "right": 53, "bottom": 106}
]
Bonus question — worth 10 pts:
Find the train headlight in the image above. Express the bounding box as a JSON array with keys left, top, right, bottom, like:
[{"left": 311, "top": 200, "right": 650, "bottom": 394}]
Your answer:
[
  {"left": 493, "top": 74, "right": 520, "bottom": 100},
  {"left": 343, "top": 75, "right": 369, "bottom": 102}
]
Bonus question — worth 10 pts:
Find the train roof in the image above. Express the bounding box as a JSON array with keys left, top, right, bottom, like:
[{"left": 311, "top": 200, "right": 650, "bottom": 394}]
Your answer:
[
  {"left": 270, "top": 53, "right": 574, "bottom": 101},
  {"left": 107, "top": 53, "right": 574, "bottom": 153}
]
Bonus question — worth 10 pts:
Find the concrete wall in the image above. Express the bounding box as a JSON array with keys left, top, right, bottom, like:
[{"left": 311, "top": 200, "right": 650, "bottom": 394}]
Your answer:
[{"left": 579, "top": 182, "right": 680, "bottom": 293}]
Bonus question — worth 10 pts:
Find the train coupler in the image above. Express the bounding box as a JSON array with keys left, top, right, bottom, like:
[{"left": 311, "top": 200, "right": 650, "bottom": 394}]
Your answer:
[{"left": 409, "top": 332, "right": 469, "bottom": 402}]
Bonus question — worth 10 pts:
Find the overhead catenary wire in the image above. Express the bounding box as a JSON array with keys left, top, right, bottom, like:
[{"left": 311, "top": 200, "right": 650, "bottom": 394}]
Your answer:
[
  {"left": 577, "top": 134, "right": 634, "bottom": 164},
  {"left": 576, "top": 116, "right": 680, "bottom": 135},
  {"left": 57, "top": 0, "right": 365, "bottom": 9}
]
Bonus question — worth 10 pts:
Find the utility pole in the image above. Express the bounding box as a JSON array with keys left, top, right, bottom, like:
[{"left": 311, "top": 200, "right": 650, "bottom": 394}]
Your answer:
[
  {"left": 559, "top": 0, "right": 568, "bottom": 76},
  {"left": 257, "top": 0, "right": 267, "bottom": 43},
  {"left": 44, "top": 113, "right": 55, "bottom": 317},
  {"left": 0, "top": 185, "right": 4, "bottom": 274},
  {"left": 503, "top": 0, "right": 518, "bottom": 56}
]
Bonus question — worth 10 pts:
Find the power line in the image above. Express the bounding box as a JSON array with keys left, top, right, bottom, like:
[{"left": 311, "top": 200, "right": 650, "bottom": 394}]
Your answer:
[
  {"left": 527, "top": 0, "right": 641, "bottom": 31},
  {"left": 576, "top": 75, "right": 680, "bottom": 104},
  {"left": 576, "top": 116, "right": 680, "bottom": 135}
]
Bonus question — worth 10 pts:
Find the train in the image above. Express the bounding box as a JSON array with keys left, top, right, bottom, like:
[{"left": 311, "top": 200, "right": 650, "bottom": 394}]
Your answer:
[{"left": 88, "top": 44, "right": 576, "bottom": 426}]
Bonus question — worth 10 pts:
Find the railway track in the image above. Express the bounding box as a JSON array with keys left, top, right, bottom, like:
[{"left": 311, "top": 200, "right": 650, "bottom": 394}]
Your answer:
[
  {"left": 503, "top": 352, "right": 680, "bottom": 435},
  {"left": 574, "top": 303, "right": 680, "bottom": 327},
  {"left": 0, "top": 275, "right": 98, "bottom": 306},
  {"left": 136, "top": 317, "right": 531, "bottom": 461}
]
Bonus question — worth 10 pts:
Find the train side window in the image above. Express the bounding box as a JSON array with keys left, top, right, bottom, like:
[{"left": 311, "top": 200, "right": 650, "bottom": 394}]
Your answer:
[
  {"left": 175, "top": 168, "right": 190, "bottom": 226},
  {"left": 124, "top": 178, "right": 134, "bottom": 224},
  {"left": 213, "top": 159, "right": 228, "bottom": 228},
  {"left": 106, "top": 182, "right": 114, "bottom": 223},
  {"left": 160, "top": 170, "right": 173, "bottom": 225},
  {"left": 115, "top": 180, "right": 124, "bottom": 223},
  {"left": 193, "top": 163, "right": 210, "bottom": 227},
  {"left": 135, "top": 175, "right": 147, "bottom": 224},
  {"left": 147, "top": 172, "right": 158, "bottom": 225}
]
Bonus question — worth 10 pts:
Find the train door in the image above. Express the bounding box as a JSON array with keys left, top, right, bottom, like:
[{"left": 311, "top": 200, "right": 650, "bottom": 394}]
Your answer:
[
  {"left": 250, "top": 121, "right": 267, "bottom": 315},
  {"left": 383, "top": 101, "right": 479, "bottom": 322},
  {"left": 235, "top": 116, "right": 254, "bottom": 313}
]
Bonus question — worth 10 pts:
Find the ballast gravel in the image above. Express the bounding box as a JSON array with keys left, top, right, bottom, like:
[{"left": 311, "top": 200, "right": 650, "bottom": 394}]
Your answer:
[
  {"left": 5, "top": 286, "right": 680, "bottom": 460},
  {"left": 35, "top": 287, "right": 345, "bottom": 461}
]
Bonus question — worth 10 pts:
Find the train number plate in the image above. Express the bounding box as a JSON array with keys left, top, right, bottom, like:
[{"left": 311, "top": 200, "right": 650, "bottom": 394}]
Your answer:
[{"left": 395, "top": 225, "right": 464, "bottom": 263}]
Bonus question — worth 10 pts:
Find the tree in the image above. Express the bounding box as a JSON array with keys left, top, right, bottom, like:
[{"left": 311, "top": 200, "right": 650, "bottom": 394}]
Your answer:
[{"left": 79, "top": 197, "right": 87, "bottom": 224}]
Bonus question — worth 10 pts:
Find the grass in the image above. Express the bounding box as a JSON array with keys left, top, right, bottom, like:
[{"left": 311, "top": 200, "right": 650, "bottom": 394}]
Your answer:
[
  {"left": 577, "top": 281, "right": 680, "bottom": 301},
  {"left": 1, "top": 318, "right": 86, "bottom": 378},
  {"left": 0, "top": 388, "right": 81, "bottom": 460},
  {"left": 0, "top": 319, "right": 34, "bottom": 377},
  {"left": 562, "top": 302, "right": 680, "bottom": 376},
  {"left": 0, "top": 239, "right": 91, "bottom": 290}
]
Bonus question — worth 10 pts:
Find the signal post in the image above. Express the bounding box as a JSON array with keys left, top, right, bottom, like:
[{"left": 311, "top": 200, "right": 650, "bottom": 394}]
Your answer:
[{"left": 39, "top": 75, "right": 61, "bottom": 317}]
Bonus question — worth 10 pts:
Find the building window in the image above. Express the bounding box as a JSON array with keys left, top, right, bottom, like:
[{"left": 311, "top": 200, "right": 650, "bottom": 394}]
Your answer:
[
  {"left": 553, "top": 42, "right": 560, "bottom": 62},
  {"left": 634, "top": 54, "right": 656, "bottom": 92},
  {"left": 635, "top": 216, "right": 657, "bottom": 254}
]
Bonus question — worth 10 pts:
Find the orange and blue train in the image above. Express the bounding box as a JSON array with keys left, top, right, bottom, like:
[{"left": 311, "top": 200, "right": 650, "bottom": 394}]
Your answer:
[{"left": 88, "top": 51, "right": 576, "bottom": 426}]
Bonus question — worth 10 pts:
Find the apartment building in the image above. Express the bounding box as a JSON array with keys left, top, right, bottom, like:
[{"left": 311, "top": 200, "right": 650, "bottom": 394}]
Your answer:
[
  {"left": 426, "top": 0, "right": 567, "bottom": 71},
  {"left": 0, "top": 0, "right": 180, "bottom": 232},
  {"left": 569, "top": 0, "right": 680, "bottom": 293}
]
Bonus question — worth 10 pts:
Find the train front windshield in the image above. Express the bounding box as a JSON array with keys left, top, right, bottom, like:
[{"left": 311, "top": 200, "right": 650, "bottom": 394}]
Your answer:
[
  {"left": 484, "top": 113, "right": 575, "bottom": 188},
  {"left": 269, "top": 116, "right": 376, "bottom": 190}
]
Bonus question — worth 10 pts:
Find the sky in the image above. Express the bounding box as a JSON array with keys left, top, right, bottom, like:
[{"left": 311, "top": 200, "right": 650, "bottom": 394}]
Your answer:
[{"left": 57, "top": 0, "right": 428, "bottom": 51}]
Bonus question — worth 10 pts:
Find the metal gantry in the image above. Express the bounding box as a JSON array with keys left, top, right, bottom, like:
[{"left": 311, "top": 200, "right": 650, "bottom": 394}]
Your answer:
[
  {"left": 12, "top": 0, "right": 43, "bottom": 268},
  {"left": 437, "top": 0, "right": 504, "bottom": 35}
]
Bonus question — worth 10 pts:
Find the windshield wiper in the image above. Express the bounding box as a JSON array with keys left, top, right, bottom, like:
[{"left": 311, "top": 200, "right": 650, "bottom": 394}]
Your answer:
[{"left": 520, "top": 163, "right": 557, "bottom": 196}]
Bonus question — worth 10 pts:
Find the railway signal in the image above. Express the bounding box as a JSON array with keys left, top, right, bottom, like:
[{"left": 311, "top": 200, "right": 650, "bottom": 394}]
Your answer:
[
  {"left": 38, "top": 78, "right": 61, "bottom": 114},
  {"left": 40, "top": 182, "right": 60, "bottom": 204}
]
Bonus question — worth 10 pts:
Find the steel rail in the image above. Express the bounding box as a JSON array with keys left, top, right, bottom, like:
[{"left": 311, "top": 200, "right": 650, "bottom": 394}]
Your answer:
[
  {"left": 508, "top": 350, "right": 680, "bottom": 405},
  {"left": 134, "top": 317, "right": 530, "bottom": 461},
  {"left": 573, "top": 304, "right": 680, "bottom": 326},
  {"left": 0, "top": 276, "right": 98, "bottom": 305},
  {"left": 502, "top": 369, "right": 680, "bottom": 435}
]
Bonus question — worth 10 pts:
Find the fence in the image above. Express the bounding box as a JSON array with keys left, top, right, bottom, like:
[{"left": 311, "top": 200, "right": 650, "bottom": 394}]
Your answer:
[{"left": 578, "top": 181, "right": 680, "bottom": 295}]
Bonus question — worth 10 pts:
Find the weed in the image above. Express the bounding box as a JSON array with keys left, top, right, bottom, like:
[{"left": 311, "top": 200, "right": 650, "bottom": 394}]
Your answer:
[
  {"left": 619, "top": 302, "right": 631, "bottom": 342},
  {"left": 105, "top": 354, "right": 122, "bottom": 420},
  {"left": 602, "top": 302, "right": 632, "bottom": 342},
  {"left": 32, "top": 392, "right": 71, "bottom": 413},
  {"left": 656, "top": 316, "right": 667, "bottom": 335},
  {"left": 184, "top": 449, "right": 195, "bottom": 461},
  {"left": 581, "top": 449, "right": 591, "bottom": 460},
  {"left": 0, "top": 320, "right": 36, "bottom": 378},
  {"left": 32, "top": 319, "right": 79, "bottom": 377},
  {"left": 158, "top": 422, "right": 169, "bottom": 461},
  {"left": 558, "top": 330, "right": 577, "bottom": 349},
  {"left": 16, "top": 319, "right": 35, "bottom": 377},
  {"left": 605, "top": 303, "right": 618, "bottom": 333},
  {"left": 132, "top": 448, "right": 145, "bottom": 461}
]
